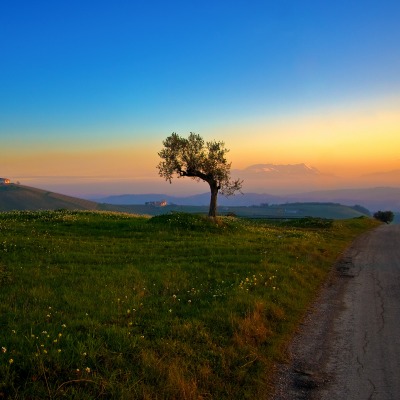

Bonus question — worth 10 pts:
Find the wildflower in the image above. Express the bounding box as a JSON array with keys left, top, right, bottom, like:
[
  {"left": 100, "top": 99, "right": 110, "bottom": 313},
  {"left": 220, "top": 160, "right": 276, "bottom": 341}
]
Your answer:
[
  {"left": 85, "top": 367, "right": 91, "bottom": 373},
  {"left": 61, "top": 324, "right": 66, "bottom": 328},
  {"left": 9, "top": 359, "right": 14, "bottom": 364},
  {"left": 188, "top": 300, "right": 192, "bottom": 303},
  {"left": 58, "top": 333, "right": 62, "bottom": 337},
  {"left": 82, "top": 352, "right": 87, "bottom": 356},
  {"left": 127, "top": 309, "right": 131, "bottom": 314},
  {"left": 11, "top": 330, "right": 16, "bottom": 334},
  {"left": 57, "top": 349, "right": 61, "bottom": 353},
  {"left": 172, "top": 294, "right": 177, "bottom": 299},
  {"left": 1, "top": 347, "right": 6, "bottom": 353}
]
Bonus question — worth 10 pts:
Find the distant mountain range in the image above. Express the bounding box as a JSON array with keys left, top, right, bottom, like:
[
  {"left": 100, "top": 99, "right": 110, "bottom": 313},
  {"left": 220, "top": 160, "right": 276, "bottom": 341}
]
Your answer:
[
  {"left": 0, "top": 183, "right": 374, "bottom": 220},
  {"left": 235, "top": 163, "right": 322, "bottom": 177},
  {"left": 231, "top": 163, "right": 400, "bottom": 196},
  {"left": 1, "top": 178, "right": 399, "bottom": 217},
  {"left": 95, "top": 186, "right": 400, "bottom": 212}
]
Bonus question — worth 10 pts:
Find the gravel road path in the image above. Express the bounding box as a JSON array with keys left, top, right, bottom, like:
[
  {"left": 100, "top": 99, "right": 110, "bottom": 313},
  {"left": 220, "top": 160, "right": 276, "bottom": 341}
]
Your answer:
[{"left": 272, "top": 224, "right": 400, "bottom": 400}]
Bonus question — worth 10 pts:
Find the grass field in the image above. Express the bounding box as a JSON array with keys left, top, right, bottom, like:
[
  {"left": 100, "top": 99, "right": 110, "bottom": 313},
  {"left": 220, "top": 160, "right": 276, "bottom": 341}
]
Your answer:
[{"left": 0, "top": 211, "right": 379, "bottom": 399}]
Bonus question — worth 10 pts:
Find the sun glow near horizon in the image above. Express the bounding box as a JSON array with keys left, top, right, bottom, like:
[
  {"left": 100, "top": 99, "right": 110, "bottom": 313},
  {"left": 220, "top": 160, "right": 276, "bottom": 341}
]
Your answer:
[
  {"left": 225, "top": 96, "right": 400, "bottom": 177},
  {"left": 2, "top": 1, "right": 400, "bottom": 197},
  {"left": 3, "top": 95, "right": 400, "bottom": 196}
]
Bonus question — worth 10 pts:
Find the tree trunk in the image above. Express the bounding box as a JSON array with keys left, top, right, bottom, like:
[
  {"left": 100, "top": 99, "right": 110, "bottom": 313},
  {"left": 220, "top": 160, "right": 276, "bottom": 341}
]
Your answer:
[{"left": 208, "top": 184, "right": 219, "bottom": 217}]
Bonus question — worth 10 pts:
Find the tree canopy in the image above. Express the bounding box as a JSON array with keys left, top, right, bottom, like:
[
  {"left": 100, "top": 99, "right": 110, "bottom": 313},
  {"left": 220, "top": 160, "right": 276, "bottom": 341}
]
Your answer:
[{"left": 157, "top": 132, "right": 243, "bottom": 217}]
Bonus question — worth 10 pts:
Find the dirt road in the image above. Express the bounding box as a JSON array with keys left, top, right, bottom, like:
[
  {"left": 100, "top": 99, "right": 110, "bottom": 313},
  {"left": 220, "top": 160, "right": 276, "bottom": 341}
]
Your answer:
[{"left": 272, "top": 224, "right": 400, "bottom": 400}]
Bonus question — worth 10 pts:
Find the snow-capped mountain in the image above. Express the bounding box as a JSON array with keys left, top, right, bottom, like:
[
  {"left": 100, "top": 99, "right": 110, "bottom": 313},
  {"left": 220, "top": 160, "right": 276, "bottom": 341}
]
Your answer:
[
  {"left": 229, "top": 163, "right": 331, "bottom": 194},
  {"left": 240, "top": 163, "right": 321, "bottom": 176}
]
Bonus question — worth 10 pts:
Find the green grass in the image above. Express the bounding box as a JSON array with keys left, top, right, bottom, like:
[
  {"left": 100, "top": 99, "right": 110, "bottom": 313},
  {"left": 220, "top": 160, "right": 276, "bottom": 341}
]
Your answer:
[{"left": 0, "top": 211, "right": 379, "bottom": 399}]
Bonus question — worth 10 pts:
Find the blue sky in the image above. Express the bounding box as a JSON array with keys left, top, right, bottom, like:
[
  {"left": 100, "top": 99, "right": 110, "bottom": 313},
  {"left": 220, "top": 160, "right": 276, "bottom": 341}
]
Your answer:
[{"left": 1, "top": 0, "right": 400, "bottom": 195}]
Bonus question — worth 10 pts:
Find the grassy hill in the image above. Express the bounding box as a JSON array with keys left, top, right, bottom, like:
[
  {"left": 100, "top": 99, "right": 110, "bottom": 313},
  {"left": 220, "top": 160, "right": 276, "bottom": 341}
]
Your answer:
[
  {"left": 0, "top": 183, "right": 370, "bottom": 220},
  {"left": 0, "top": 184, "right": 100, "bottom": 211}
]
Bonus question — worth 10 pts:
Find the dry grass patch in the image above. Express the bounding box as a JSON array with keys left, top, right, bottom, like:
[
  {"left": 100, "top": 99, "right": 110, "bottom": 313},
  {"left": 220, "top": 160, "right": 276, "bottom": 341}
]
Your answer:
[{"left": 233, "top": 301, "right": 272, "bottom": 348}]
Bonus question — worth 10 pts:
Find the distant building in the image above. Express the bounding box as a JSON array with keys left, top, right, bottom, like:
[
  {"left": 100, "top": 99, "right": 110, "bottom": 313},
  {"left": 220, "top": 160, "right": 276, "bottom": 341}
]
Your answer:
[
  {"left": 0, "top": 178, "right": 10, "bottom": 184},
  {"left": 145, "top": 200, "right": 167, "bottom": 207}
]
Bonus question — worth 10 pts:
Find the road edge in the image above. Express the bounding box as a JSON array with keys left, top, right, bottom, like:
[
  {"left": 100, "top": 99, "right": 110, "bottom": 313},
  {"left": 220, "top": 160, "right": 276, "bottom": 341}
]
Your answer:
[{"left": 270, "top": 230, "right": 372, "bottom": 400}]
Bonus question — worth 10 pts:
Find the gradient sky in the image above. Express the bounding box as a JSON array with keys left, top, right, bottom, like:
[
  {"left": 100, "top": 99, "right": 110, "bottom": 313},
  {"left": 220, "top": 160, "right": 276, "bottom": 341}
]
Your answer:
[{"left": 1, "top": 0, "right": 400, "bottom": 196}]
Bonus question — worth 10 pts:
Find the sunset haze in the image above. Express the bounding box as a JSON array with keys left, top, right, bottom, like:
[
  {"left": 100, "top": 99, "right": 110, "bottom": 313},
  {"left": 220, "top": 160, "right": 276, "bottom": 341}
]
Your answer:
[{"left": 1, "top": 1, "right": 399, "bottom": 197}]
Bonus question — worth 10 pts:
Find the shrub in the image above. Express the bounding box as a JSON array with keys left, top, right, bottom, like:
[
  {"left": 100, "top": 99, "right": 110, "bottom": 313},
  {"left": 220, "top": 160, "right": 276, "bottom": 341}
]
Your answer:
[
  {"left": 148, "top": 212, "right": 229, "bottom": 231},
  {"left": 373, "top": 210, "right": 394, "bottom": 224}
]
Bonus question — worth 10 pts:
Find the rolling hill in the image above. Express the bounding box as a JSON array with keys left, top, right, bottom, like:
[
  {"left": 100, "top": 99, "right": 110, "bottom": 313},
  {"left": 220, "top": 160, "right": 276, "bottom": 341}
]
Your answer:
[
  {"left": 94, "top": 186, "right": 400, "bottom": 212},
  {"left": 0, "top": 183, "right": 373, "bottom": 220},
  {"left": 284, "top": 187, "right": 400, "bottom": 212},
  {"left": 0, "top": 184, "right": 100, "bottom": 211},
  {"left": 94, "top": 192, "right": 283, "bottom": 207}
]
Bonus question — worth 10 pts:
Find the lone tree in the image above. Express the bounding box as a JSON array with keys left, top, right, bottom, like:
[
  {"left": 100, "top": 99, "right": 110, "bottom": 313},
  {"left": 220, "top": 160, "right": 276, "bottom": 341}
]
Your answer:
[
  {"left": 373, "top": 210, "right": 394, "bottom": 224},
  {"left": 157, "top": 132, "right": 243, "bottom": 217}
]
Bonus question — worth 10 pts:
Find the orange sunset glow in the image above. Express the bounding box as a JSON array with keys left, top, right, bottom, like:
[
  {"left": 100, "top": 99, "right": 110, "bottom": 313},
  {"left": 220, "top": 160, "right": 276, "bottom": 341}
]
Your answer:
[{"left": 1, "top": 2, "right": 399, "bottom": 199}]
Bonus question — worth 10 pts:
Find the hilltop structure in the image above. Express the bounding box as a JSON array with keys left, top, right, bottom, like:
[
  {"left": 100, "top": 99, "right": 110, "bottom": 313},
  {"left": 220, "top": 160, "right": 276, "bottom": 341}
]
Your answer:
[
  {"left": 145, "top": 200, "right": 167, "bottom": 207},
  {"left": 0, "top": 178, "right": 10, "bottom": 184}
]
